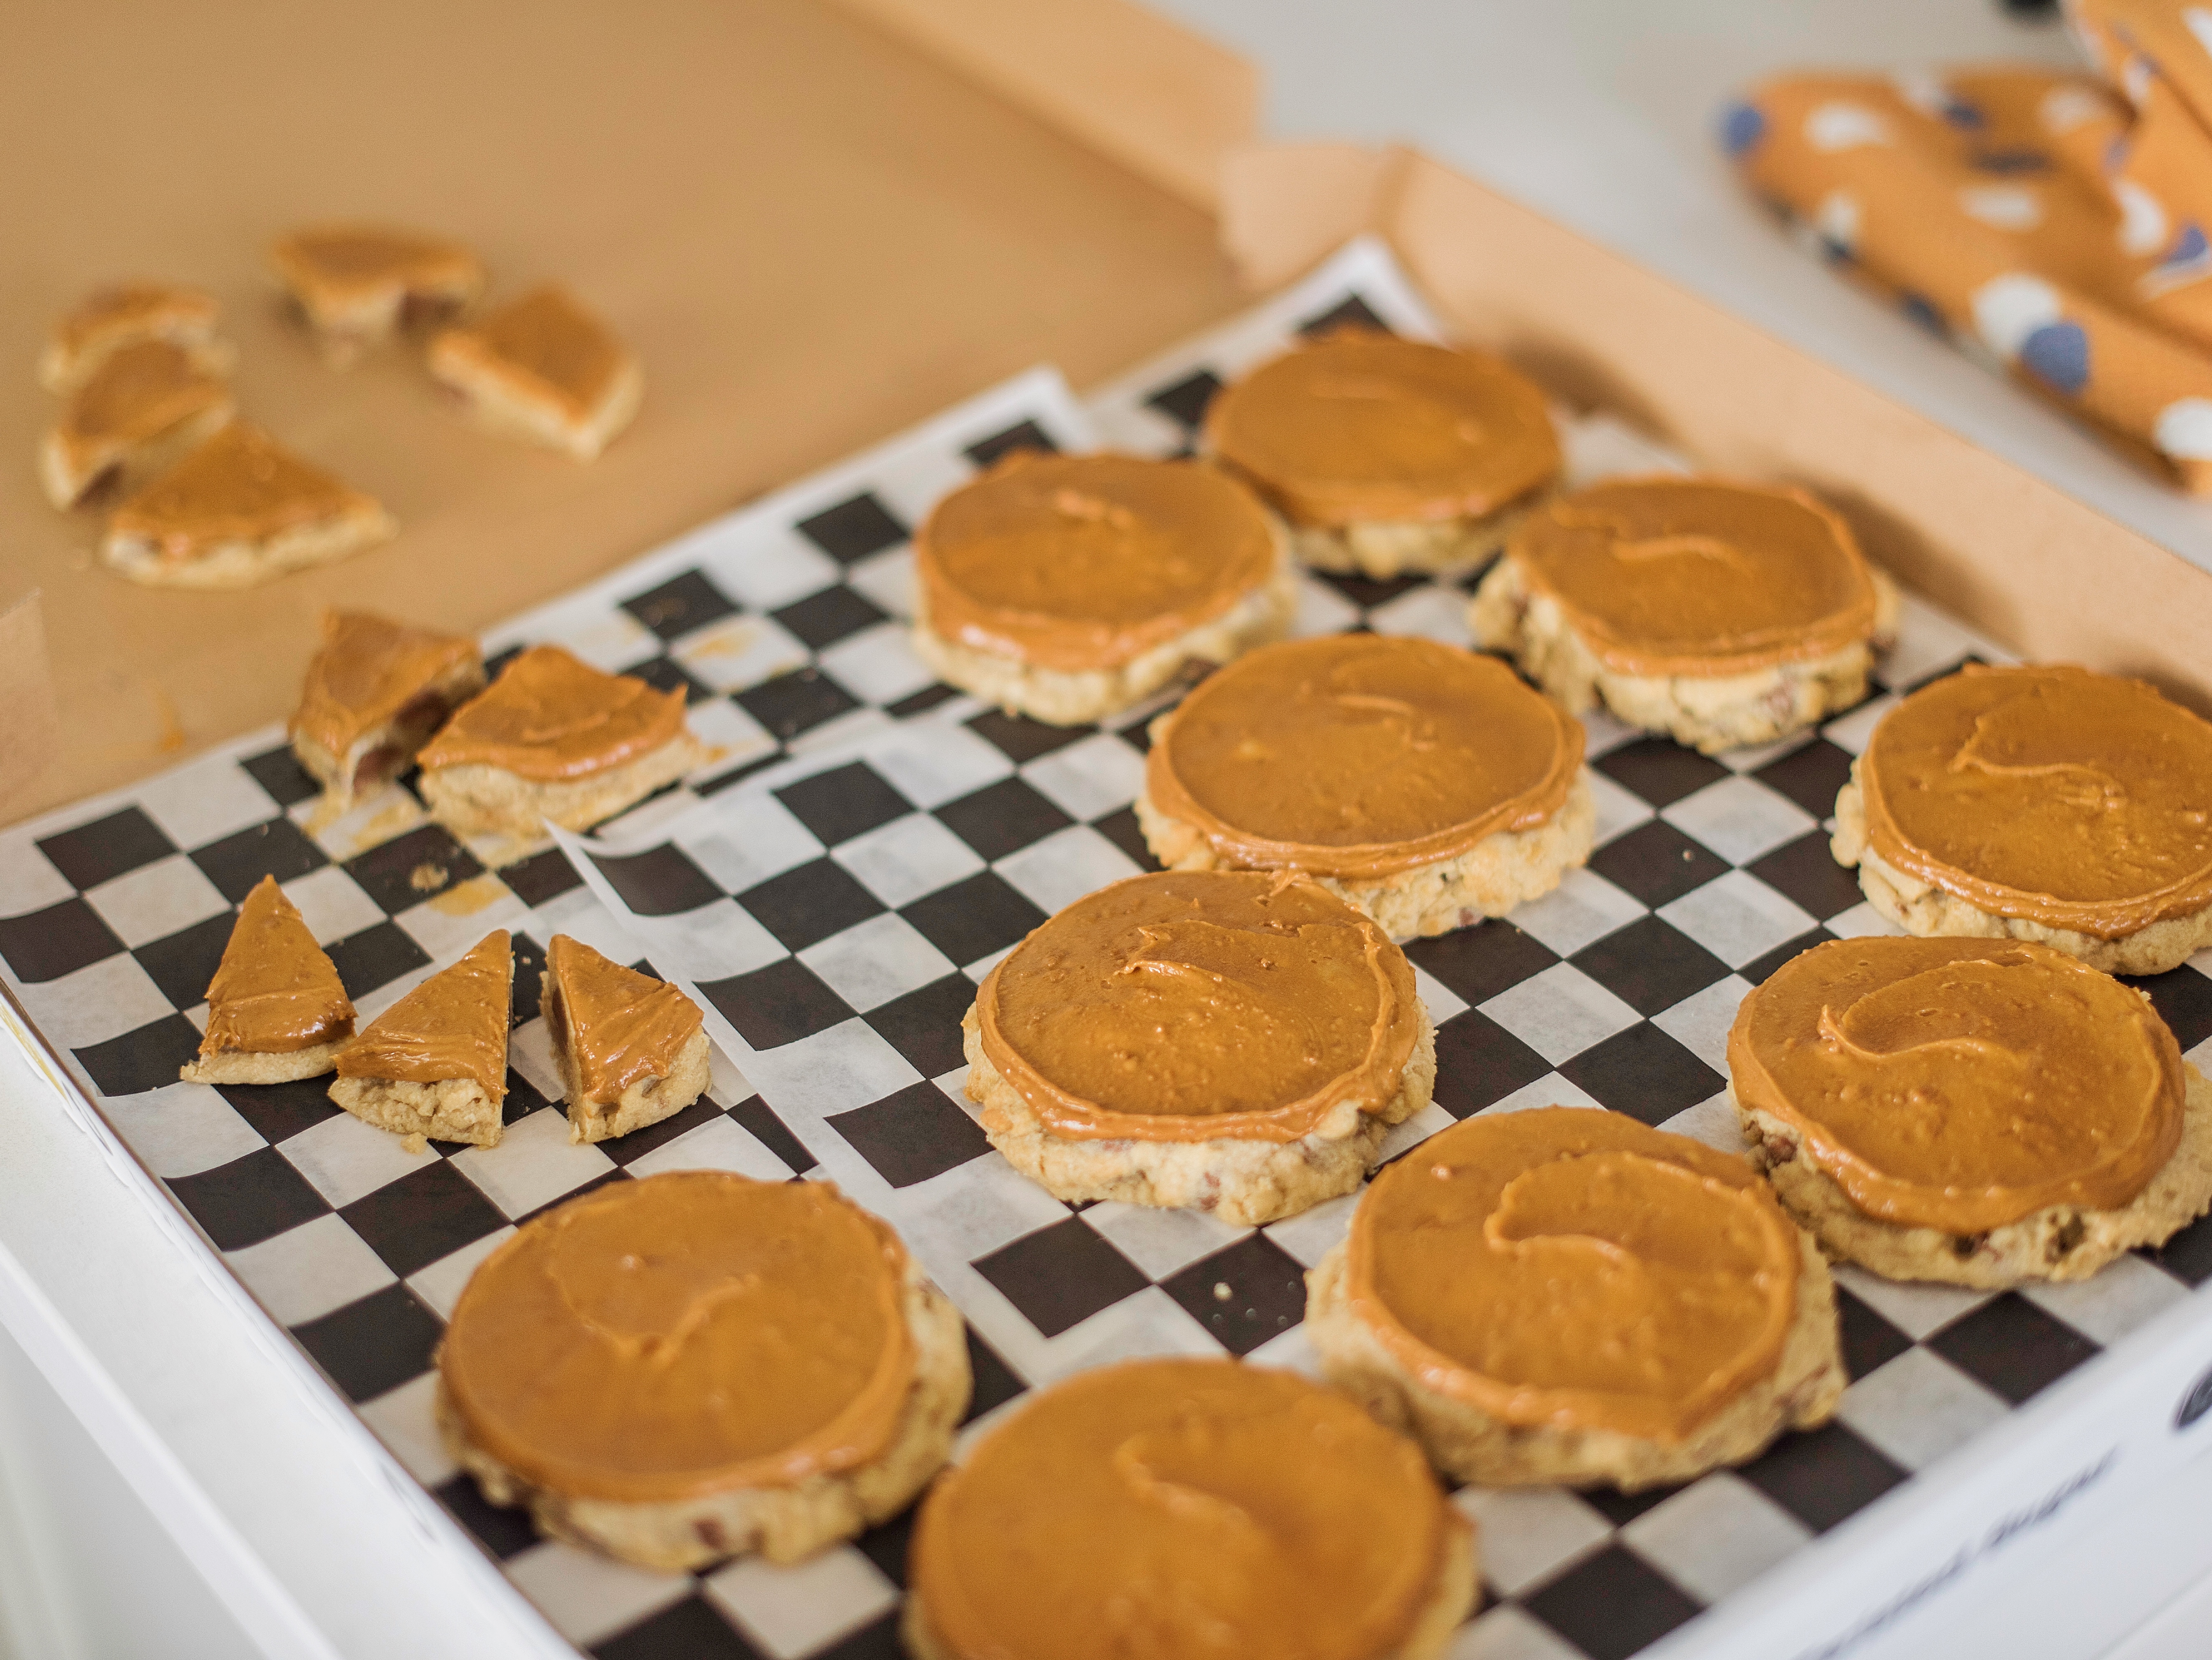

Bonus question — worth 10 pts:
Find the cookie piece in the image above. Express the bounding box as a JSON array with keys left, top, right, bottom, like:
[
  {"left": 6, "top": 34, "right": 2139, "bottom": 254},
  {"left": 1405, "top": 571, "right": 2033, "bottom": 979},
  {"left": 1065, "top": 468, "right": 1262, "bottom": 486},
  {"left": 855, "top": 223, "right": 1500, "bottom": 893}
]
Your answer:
[
  {"left": 1469, "top": 476, "right": 1899, "bottom": 753},
  {"left": 1832, "top": 664, "right": 2212, "bottom": 974},
  {"left": 40, "top": 339, "right": 235, "bottom": 509},
  {"left": 179, "top": 875, "right": 355, "bottom": 1085},
  {"left": 910, "top": 452, "right": 1295, "bottom": 726},
  {"left": 329, "top": 930, "right": 511, "bottom": 1147},
  {"left": 40, "top": 282, "right": 222, "bottom": 392},
  {"left": 428, "top": 286, "right": 641, "bottom": 459},
  {"left": 415, "top": 645, "right": 704, "bottom": 839},
  {"left": 905, "top": 1357, "right": 1475, "bottom": 1660},
  {"left": 1729, "top": 935, "right": 2212, "bottom": 1286},
  {"left": 102, "top": 422, "right": 395, "bottom": 589},
  {"left": 963, "top": 871, "right": 1434, "bottom": 1226},
  {"left": 1138, "top": 633, "right": 1591, "bottom": 940},
  {"left": 289, "top": 611, "right": 487, "bottom": 810},
  {"left": 268, "top": 224, "right": 484, "bottom": 363},
  {"left": 1202, "top": 328, "right": 1560, "bottom": 578},
  {"left": 438, "top": 1170, "right": 969, "bottom": 1570},
  {"left": 541, "top": 934, "right": 710, "bottom": 1145},
  {"left": 1306, "top": 1107, "right": 1845, "bottom": 1489}
]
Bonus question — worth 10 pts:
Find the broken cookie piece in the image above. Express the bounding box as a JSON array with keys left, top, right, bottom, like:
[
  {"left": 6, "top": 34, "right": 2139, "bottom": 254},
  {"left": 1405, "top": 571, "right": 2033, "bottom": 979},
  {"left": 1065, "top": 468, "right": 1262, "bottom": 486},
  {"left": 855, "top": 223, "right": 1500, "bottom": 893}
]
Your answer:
[
  {"left": 290, "top": 611, "right": 487, "bottom": 810},
  {"left": 329, "top": 930, "right": 513, "bottom": 1148},
  {"left": 269, "top": 223, "right": 486, "bottom": 364},
  {"left": 180, "top": 875, "right": 356, "bottom": 1085},
  {"left": 41, "top": 282, "right": 224, "bottom": 392},
  {"left": 41, "top": 339, "right": 236, "bottom": 509},
  {"left": 542, "top": 934, "right": 710, "bottom": 1145},
  {"left": 102, "top": 422, "right": 395, "bottom": 589},
  {"left": 428, "top": 285, "right": 641, "bottom": 460}
]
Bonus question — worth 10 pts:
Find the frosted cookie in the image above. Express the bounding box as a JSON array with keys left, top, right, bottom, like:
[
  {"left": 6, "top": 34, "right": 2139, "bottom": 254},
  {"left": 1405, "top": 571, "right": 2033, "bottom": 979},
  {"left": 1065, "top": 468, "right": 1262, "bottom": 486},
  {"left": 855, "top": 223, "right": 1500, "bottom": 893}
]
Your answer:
[
  {"left": 910, "top": 452, "right": 1294, "bottom": 727},
  {"left": 102, "top": 422, "right": 395, "bottom": 589},
  {"left": 40, "top": 339, "right": 235, "bottom": 509},
  {"left": 542, "top": 934, "right": 710, "bottom": 1145},
  {"left": 329, "top": 930, "right": 511, "bottom": 1147},
  {"left": 428, "top": 286, "right": 641, "bottom": 459},
  {"left": 1729, "top": 937, "right": 2212, "bottom": 1288},
  {"left": 40, "top": 282, "right": 223, "bottom": 391},
  {"left": 1306, "top": 1107, "right": 1845, "bottom": 1489},
  {"left": 179, "top": 876, "right": 355, "bottom": 1085},
  {"left": 415, "top": 645, "right": 705, "bottom": 839},
  {"left": 1202, "top": 329, "right": 1560, "bottom": 578},
  {"left": 289, "top": 611, "right": 487, "bottom": 810},
  {"left": 438, "top": 1170, "right": 968, "bottom": 1570},
  {"left": 1469, "top": 477, "right": 1899, "bottom": 754},
  {"left": 962, "top": 870, "right": 1435, "bottom": 1226},
  {"left": 1832, "top": 665, "right": 2212, "bottom": 974},
  {"left": 268, "top": 224, "right": 484, "bottom": 363},
  {"left": 1137, "top": 634, "right": 1592, "bottom": 940},
  {"left": 905, "top": 1357, "right": 1476, "bottom": 1660}
]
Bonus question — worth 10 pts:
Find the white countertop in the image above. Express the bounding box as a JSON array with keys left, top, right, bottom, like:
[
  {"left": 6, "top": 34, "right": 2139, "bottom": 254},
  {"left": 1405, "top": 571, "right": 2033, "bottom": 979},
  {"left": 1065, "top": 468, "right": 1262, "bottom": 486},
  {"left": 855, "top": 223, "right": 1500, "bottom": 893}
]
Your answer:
[{"left": 1154, "top": 0, "right": 2212, "bottom": 576}]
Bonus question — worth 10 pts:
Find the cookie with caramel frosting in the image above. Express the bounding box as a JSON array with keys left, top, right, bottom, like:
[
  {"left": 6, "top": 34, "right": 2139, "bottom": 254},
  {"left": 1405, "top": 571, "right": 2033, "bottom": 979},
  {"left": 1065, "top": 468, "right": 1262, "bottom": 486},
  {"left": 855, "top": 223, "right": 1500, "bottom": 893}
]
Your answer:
[
  {"left": 40, "top": 282, "right": 222, "bottom": 392},
  {"left": 1136, "top": 634, "right": 1593, "bottom": 940},
  {"left": 1306, "top": 1107, "right": 1845, "bottom": 1489},
  {"left": 101, "top": 422, "right": 395, "bottom": 590},
  {"left": 1730, "top": 936, "right": 2212, "bottom": 1286},
  {"left": 1832, "top": 664, "right": 2212, "bottom": 974},
  {"left": 415, "top": 644, "right": 705, "bottom": 840},
  {"left": 40, "top": 339, "right": 236, "bottom": 509},
  {"left": 905, "top": 1357, "right": 1476, "bottom": 1660},
  {"left": 428, "top": 285, "right": 641, "bottom": 460},
  {"left": 289, "top": 611, "right": 486, "bottom": 810},
  {"left": 1471, "top": 476, "right": 1899, "bottom": 754},
  {"left": 329, "top": 930, "right": 511, "bottom": 1147},
  {"left": 437, "top": 1169, "right": 969, "bottom": 1570},
  {"left": 542, "top": 934, "right": 710, "bottom": 1145},
  {"left": 960, "top": 870, "right": 1436, "bottom": 1226},
  {"left": 909, "top": 452, "right": 1294, "bottom": 726},
  {"left": 1203, "top": 329, "right": 1561, "bottom": 579},
  {"left": 179, "top": 876, "right": 355, "bottom": 1086},
  {"left": 268, "top": 223, "right": 484, "bottom": 363}
]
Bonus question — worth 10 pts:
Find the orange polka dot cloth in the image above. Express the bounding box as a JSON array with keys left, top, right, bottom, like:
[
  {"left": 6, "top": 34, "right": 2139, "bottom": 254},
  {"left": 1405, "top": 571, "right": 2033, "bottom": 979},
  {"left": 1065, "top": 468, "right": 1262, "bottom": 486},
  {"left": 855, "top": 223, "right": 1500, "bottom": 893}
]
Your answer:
[{"left": 1724, "top": 0, "right": 2212, "bottom": 491}]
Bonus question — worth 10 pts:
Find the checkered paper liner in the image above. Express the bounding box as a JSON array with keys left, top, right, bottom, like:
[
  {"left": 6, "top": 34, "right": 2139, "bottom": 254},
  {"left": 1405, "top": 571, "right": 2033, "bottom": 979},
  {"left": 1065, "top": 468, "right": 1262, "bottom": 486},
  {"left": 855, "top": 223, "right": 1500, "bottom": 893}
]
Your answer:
[{"left": 3, "top": 241, "right": 2211, "bottom": 1660}]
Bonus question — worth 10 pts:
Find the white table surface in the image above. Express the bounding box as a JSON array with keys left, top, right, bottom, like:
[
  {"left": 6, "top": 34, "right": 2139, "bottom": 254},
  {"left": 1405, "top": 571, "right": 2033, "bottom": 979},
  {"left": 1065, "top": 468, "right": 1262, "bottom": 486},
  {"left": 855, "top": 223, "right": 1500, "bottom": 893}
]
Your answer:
[{"left": 5, "top": 6, "right": 2212, "bottom": 1659}]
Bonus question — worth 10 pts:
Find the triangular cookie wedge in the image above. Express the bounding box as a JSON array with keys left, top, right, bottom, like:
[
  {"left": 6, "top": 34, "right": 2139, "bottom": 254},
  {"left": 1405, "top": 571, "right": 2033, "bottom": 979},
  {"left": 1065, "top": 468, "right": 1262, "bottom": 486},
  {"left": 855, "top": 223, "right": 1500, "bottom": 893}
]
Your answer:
[
  {"left": 289, "top": 611, "right": 487, "bottom": 809},
  {"left": 269, "top": 224, "right": 485, "bottom": 364},
  {"left": 41, "top": 338, "right": 236, "bottom": 508},
  {"left": 330, "top": 931, "right": 512, "bottom": 1147},
  {"left": 103, "top": 422, "right": 395, "bottom": 589},
  {"left": 180, "top": 875, "right": 355, "bottom": 1085},
  {"left": 41, "top": 281, "right": 224, "bottom": 392},
  {"left": 416, "top": 644, "right": 704, "bottom": 839},
  {"left": 429, "top": 286, "right": 642, "bottom": 460},
  {"left": 542, "top": 934, "right": 709, "bottom": 1145}
]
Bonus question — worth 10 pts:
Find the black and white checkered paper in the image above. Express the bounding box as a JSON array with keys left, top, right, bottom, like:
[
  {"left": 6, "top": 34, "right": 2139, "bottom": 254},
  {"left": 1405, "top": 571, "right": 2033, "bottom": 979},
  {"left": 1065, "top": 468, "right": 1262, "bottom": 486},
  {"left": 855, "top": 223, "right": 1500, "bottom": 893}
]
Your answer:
[{"left": 4, "top": 242, "right": 2210, "bottom": 1660}]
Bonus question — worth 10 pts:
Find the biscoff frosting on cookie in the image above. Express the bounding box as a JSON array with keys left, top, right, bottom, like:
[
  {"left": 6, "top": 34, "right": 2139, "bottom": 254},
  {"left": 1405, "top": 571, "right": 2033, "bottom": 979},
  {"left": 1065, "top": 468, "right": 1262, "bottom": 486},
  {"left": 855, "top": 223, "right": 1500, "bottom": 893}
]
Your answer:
[
  {"left": 914, "top": 453, "right": 1279, "bottom": 672},
  {"left": 1507, "top": 477, "right": 1881, "bottom": 675},
  {"left": 1146, "top": 634, "right": 1583, "bottom": 880},
  {"left": 910, "top": 1357, "right": 1457, "bottom": 1660},
  {"left": 1729, "top": 937, "right": 2183, "bottom": 1234},
  {"left": 417, "top": 646, "right": 686, "bottom": 782},
  {"left": 545, "top": 934, "right": 703, "bottom": 1107},
  {"left": 976, "top": 871, "right": 1419, "bottom": 1145},
  {"left": 1346, "top": 1108, "right": 1801, "bottom": 1442},
  {"left": 108, "top": 423, "right": 371, "bottom": 560},
  {"left": 1203, "top": 331, "right": 1560, "bottom": 527},
  {"left": 437, "top": 286, "right": 624, "bottom": 416},
  {"left": 1860, "top": 665, "right": 2212, "bottom": 939},
  {"left": 291, "top": 611, "right": 481, "bottom": 758},
  {"left": 440, "top": 1171, "right": 915, "bottom": 1503},
  {"left": 270, "top": 224, "right": 480, "bottom": 301},
  {"left": 52, "top": 282, "right": 217, "bottom": 355},
  {"left": 199, "top": 875, "right": 355, "bottom": 1055},
  {"left": 55, "top": 339, "right": 228, "bottom": 451},
  {"left": 334, "top": 930, "right": 510, "bottom": 1094}
]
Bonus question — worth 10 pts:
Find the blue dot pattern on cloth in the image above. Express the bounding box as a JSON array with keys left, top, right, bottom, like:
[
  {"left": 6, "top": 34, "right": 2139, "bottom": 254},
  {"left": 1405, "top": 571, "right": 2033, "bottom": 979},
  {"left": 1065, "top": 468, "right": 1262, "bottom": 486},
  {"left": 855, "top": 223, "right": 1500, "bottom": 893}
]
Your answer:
[
  {"left": 2167, "top": 222, "right": 2210, "bottom": 266},
  {"left": 2021, "top": 320, "right": 2092, "bottom": 396},
  {"left": 1720, "top": 101, "right": 1766, "bottom": 158},
  {"left": 1972, "top": 148, "right": 2052, "bottom": 174},
  {"left": 1900, "top": 292, "right": 1948, "bottom": 337},
  {"left": 1942, "top": 97, "right": 1986, "bottom": 131}
]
